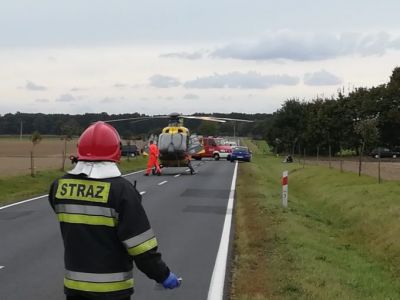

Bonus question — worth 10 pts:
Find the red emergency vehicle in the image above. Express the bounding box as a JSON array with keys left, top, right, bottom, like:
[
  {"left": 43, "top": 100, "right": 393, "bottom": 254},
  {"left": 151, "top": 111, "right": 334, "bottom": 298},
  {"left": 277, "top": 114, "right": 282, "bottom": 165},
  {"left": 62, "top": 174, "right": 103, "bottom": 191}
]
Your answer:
[{"left": 191, "top": 137, "right": 232, "bottom": 160}]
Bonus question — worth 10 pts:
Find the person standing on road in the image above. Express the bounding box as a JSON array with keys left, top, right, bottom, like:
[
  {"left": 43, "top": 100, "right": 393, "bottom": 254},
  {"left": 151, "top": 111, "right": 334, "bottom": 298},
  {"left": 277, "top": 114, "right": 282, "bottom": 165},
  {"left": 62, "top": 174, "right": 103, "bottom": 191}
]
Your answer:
[
  {"left": 144, "top": 140, "right": 161, "bottom": 176},
  {"left": 48, "top": 121, "right": 180, "bottom": 300}
]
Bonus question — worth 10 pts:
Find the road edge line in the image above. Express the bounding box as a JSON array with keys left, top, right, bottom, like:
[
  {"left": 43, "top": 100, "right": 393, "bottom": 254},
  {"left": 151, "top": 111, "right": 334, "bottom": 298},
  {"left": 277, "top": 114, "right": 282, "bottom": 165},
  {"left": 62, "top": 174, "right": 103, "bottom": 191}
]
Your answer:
[
  {"left": 207, "top": 161, "right": 238, "bottom": 300},
  {"left": 0, "top": 195, "right": 48, "bottom": 210},
  {"left": 0, "top": 169, "right": 146, "bottom": 210}
]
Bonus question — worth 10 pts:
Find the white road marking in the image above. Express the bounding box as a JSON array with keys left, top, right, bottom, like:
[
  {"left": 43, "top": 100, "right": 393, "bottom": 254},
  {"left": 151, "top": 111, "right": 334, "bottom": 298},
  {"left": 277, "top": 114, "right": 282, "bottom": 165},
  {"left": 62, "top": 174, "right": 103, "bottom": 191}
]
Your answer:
[
  {"left": 207, "top": 161, "right": 238, "bottom": 300},
  {"left": 0, "top": 195, "right": 47, "bottom": 210},
  {"left": 174, "top": 174, "right": 180, "bottom": 178},
  {"left": 123, "top": 169, "right": 145, "bottom": 176},
  {"left": 158, "top": 181, "right": 168, "bottom": 186},
  {"left": 140, "top": 191, "right": 146, "bottom": 195},
  {"left": 0, "top": 169, "right": 147, "bottom": 210},
  {"left": 0, "top": 266, "right": 4, "bottom": 270}
]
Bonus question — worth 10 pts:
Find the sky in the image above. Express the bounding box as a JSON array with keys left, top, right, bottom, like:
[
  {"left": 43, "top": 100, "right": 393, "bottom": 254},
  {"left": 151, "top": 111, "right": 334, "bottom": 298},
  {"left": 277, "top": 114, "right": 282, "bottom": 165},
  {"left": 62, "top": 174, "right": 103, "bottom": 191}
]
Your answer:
[{"left": 1, "top": 0, "right": 400, "bottom": 116}]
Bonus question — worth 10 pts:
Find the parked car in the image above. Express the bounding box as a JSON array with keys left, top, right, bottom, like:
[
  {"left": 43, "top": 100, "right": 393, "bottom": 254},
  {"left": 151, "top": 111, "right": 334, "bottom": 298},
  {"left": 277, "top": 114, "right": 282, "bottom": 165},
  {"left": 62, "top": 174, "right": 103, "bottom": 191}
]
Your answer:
[
  {"left": 369, "top": 147, "right": 399, "bottom": 158},
  {"left": 121, "top": 145, "right": 140, "bottom": 157},
  {"left": 229, "top": 146, "right": 252, "bottom": 162}
]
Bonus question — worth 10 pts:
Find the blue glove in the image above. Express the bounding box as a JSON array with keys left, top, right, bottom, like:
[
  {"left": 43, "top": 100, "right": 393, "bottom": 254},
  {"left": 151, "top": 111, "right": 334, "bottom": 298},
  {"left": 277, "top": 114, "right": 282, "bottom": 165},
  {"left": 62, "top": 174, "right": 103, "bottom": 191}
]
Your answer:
[{"left": 162, "top": 272, "right": 181, "bottom": 289}]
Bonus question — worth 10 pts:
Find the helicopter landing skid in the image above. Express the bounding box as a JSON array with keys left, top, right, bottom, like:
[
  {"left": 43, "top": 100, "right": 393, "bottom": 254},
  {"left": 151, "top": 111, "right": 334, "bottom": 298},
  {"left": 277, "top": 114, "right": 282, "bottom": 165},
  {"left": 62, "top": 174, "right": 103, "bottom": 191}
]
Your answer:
[{"left": 152, "top": 164, "right": 195, "bottom": 175}]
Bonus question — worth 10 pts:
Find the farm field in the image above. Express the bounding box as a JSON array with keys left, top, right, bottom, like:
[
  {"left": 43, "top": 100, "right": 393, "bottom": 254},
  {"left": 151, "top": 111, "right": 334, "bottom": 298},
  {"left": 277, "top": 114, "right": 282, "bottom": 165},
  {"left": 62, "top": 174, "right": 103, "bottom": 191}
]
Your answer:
[
  {"left": 0, "top": 137, "right": 144, "bottom": 177},
  {"left": 0, "top": 137, "right": 78, "bottom": 176},
  {"left": 303, "top": 157, "right": 400, "bottom": 181}
]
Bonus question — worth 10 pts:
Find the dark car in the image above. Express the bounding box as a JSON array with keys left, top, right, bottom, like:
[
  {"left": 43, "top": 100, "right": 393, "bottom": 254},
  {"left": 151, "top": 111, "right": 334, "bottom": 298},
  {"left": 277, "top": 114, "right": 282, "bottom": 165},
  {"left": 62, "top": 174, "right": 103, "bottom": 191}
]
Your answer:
[
  {"left": 121, "top": 145, "right": 140, "bottom": 157},
  {"left": 229, "top": 146, "right": 252, "bottom": 162},
  {"left": 369, "top": 147, "right": 398, "bottom": 158}
]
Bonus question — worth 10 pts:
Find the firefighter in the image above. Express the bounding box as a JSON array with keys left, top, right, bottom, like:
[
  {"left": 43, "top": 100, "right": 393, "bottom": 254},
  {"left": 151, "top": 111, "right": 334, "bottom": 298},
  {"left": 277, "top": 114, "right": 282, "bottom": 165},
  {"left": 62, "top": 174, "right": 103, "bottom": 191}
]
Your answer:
[
  {"left": 144, "top": 140, "right": 161, "bottom": 176},
  {"left": 48, "top": 121, "right": 180, "bottom": 300}
]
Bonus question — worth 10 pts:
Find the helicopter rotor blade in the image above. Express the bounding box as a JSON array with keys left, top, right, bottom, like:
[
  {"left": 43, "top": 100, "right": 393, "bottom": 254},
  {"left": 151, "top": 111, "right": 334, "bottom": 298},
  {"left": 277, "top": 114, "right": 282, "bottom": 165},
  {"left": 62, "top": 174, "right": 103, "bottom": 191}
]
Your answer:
[
  {"left": 101, "top": 114, "right": 253, "bottom": 124},
  {"left": 181, "top": 116, "right": 226, "bottom": 123},
  {"left": 181, "top": 115, "right": 253, "bottom": 123},
  {"left": 208, "top": 117, "right": 254, "bottom": 123},
  {"left": 103, "top": 116, "right": 169, "bottom": 123}
]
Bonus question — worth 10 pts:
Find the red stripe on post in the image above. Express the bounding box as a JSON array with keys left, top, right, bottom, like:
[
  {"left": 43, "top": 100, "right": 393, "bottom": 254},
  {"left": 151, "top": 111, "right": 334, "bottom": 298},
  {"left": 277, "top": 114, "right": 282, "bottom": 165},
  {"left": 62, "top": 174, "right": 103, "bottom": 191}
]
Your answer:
[{"left": 282, "top": 176, "right": 288, "bottom": 186}]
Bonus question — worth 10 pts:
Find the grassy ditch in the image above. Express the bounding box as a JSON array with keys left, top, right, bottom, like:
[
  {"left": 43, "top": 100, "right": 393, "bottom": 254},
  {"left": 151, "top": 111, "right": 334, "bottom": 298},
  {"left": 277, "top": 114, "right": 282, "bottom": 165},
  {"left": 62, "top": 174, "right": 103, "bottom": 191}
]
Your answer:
[
  {"left": 0, "top": 156, "right": 148, "bottom": 206},
  {"left": 231, "top": 142, "right": 400, "bottom": 299}
]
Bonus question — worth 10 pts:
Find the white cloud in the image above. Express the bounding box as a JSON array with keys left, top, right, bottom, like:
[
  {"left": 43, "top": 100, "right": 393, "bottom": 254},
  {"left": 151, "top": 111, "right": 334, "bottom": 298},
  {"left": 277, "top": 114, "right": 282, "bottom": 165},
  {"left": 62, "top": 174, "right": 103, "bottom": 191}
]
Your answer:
[
  {"left": 131, "top": 84, "right": 146, "bottom": 89},
  {"left": 70, "top": 87, "right": 87, "bottom": 92},
  {"left": 304, "top": 70, "right": 342, "bottom": 86},
  {"left": 56, "top": 94, "right": 76, "bottom": 102},
  {"left": 157, "top": 96, "right": 175, "bottom": 101},
  {"left": 183, "top": 94, "right": 199, "bottom": 99},
  {"left": 35, "top": 98, "right": 49, "bottom": 103},
  {"left": 212, "top": 31, "right": 400, "bottom": 61},
  {"left": 184, "top": 71, "right": 299, "bottom": 89},
  {"left": 25, "top": 80, "right": 47, "bottom": 91},
  {"left": 149, "top": 74, "right": 181, "bottom": 88},
  {"left": 100, "top": 97, "right": 122, "bottom": 103},
  {"left": 113, "top": 83, "right": 127, "bottom": 88},
  {"left": 160, "top": 51, "right": 204, "bottom": 60}
]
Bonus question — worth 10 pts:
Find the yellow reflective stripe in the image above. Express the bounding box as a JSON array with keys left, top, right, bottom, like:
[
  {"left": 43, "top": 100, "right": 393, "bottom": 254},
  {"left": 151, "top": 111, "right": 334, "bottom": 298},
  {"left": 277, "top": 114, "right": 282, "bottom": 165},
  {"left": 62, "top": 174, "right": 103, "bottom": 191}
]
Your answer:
[
  {"left": 57, "top": 213, "right": 116, "bottom": 227},
  {"left": 123, "top": 229, "right": 155, "bottom": 249},
  {"left": 64, "top": 278, "right": 133, "bottom": 293},
  {"left": 56, "top": 179, "right": 110, "bottom": 203},
  {"left": 128, "top": 237, "right": 158, "bottom": 256}
]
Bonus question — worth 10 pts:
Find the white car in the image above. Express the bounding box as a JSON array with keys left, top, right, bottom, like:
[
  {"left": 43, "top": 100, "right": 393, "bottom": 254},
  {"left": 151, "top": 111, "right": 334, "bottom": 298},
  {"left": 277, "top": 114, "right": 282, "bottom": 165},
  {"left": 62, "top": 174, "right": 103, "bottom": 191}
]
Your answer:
[{"left": 213, "top": 148, "right": 231, "bottom": 160}]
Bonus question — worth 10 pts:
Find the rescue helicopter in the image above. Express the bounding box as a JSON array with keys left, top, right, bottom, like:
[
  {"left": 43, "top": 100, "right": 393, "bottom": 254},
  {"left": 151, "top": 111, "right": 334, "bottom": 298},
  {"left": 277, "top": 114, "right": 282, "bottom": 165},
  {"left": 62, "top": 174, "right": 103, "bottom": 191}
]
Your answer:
[{"left": 105, "top": 113, "right": 253, "bottom": 175}]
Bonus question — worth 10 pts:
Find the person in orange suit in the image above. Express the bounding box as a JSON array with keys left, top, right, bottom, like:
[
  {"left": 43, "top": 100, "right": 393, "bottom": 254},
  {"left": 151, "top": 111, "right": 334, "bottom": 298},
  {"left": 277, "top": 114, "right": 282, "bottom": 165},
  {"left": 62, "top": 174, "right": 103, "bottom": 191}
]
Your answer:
[{"left": 145, "top": 140, "right": 161, "bottom": 176}]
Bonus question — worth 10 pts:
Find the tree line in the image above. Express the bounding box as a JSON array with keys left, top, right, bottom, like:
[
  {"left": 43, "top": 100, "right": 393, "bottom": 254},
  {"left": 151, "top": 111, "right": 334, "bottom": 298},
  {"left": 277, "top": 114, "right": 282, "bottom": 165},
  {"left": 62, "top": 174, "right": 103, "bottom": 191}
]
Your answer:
[
  {"left": 264, "top": 67, "right": 400, "bottom": 156},
  {"left": 0, "top": 111, "right": 270, "bottom": 140}
]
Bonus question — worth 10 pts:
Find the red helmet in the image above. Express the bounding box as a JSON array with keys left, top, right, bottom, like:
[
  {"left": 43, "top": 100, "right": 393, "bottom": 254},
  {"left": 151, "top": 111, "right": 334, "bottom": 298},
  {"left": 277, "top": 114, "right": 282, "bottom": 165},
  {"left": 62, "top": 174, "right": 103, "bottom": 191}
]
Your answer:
[{"left": 77, "top": 121, "right": 121, "bottom": 162}]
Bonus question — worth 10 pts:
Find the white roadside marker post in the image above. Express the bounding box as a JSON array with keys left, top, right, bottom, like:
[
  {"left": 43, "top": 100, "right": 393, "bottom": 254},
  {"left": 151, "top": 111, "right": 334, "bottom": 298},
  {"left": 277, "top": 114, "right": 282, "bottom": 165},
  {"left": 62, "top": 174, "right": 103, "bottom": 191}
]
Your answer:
[{"left": 282, "top": 171, "right": 288, "bottom": 208}]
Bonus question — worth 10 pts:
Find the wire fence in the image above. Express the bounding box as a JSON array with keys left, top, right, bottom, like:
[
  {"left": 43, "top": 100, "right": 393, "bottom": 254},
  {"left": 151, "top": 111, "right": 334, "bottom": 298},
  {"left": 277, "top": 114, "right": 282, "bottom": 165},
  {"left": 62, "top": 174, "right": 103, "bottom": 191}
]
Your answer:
[
  {"left": 292, "top": 155, "right": 400, "bottom": 182},
  {"left": 0, "top": 154, "right": 70, "bottom": 177}
]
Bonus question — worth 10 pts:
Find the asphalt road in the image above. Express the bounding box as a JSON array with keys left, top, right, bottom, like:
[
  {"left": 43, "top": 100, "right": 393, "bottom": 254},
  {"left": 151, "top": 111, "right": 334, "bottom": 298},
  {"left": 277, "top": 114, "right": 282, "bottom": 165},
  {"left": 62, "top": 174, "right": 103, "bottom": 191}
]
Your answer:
[{"left": 0, "top": 159, "right": 237, "bottom": 300}]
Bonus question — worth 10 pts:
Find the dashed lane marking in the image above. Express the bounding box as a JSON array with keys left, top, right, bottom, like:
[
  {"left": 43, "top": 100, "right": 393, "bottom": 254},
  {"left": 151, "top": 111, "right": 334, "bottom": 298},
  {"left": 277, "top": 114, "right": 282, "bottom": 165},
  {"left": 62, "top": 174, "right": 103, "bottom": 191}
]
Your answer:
[
  {"left": 0, "top": 195, "right": 47, "bottom": 210},
  {"left": 0, "top": 266, "right": 4, "bottom": 270},
  {"left": 158, "top": 181, "right": 168, "bottom": 186},
  {"left": 174, "top": 174, "right": 180, "bottom": 178},
  {"left": 140, "top": 191, "right": 146, "bottom": 195}
]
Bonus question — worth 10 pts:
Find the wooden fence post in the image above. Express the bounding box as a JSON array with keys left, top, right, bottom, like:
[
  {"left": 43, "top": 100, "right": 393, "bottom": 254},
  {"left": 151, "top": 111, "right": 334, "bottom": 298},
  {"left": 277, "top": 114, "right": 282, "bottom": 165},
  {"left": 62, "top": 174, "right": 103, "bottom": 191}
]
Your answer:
[{"left": 30, "top": 151, "right": 35, "bottom": 177}]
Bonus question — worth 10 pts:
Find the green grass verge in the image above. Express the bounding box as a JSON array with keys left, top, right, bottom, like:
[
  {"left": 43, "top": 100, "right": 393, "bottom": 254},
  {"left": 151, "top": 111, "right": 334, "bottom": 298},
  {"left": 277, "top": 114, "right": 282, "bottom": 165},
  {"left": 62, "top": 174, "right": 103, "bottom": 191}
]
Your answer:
[
  {"left": 243, "top": 139, "right": 271, "bottom": 155},
  {"left": 0, "top": 156, "right": 148, "bottom": 206},
  {"left": 231, "top": 144, "right": 400, "bottom": 299}
]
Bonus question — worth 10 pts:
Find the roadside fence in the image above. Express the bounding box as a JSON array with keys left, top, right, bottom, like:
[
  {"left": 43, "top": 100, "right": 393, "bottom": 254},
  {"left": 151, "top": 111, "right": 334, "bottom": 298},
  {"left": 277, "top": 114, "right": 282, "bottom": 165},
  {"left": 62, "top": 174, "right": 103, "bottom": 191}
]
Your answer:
[{"left": 291, "top": 155, "right": 400, "bottom": 182}]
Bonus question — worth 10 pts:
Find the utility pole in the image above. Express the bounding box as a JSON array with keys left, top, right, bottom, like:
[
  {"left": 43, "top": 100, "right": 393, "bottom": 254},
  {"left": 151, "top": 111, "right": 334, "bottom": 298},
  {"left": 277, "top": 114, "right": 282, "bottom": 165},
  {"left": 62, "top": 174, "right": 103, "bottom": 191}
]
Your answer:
[
  {"left": 233, "top": 122, "right": 236, "bottom": 144},
  {"left": 20, "top": 121, "right": 23, "bottom": 141}
]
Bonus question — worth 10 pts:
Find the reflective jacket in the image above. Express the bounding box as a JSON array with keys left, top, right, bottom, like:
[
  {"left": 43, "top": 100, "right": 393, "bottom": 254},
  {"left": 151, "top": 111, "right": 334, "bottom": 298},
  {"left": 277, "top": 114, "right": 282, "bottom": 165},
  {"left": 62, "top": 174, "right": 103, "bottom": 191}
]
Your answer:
[
  {"left": 149, "top": 144, "right": 159, "bottom": 159},
  {"left": 48, "top": 173, "right": 170, "bottom": 299}
]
